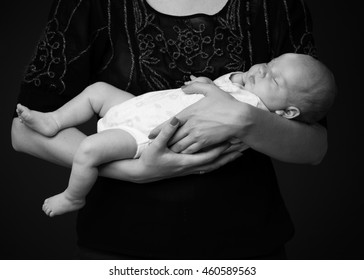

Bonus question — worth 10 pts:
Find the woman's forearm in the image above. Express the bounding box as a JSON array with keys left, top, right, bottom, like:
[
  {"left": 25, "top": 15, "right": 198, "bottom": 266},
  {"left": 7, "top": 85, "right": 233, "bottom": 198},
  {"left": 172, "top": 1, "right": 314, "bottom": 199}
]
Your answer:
[
  {"left": 12, "top": 116, "right": 237, "bottom": 183},
  {"left": 11, "top": 117, "right": 85, "bottom": 167},
  {"left": 12, "top": 117, "right": 139, "bottom": 180},
  {"left": 240, "top": 104, "right": 328, "bottom": 164}
]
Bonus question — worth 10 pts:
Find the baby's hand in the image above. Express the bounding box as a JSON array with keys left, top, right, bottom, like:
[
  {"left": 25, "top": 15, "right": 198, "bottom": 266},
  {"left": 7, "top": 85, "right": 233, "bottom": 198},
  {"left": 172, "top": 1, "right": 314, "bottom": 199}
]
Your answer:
[{"left": 184, "top": 75, "right": 213, "bottom": 85}]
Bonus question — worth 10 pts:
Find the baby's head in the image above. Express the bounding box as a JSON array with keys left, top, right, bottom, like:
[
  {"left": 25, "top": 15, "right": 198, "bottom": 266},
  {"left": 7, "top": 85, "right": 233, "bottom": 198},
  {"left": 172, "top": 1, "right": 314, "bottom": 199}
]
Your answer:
[{"left": 234, "top": 53, "right": 336, "bottom": 123}]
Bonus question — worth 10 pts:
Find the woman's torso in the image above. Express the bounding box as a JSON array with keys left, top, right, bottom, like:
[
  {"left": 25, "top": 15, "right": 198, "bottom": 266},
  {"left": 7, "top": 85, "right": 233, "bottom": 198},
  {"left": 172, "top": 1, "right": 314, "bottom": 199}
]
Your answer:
[
  {"left": 75, "top": 0, "right": 296, "bottom": 259},
  {"left": 20, "top": 0, "right": 316, "bottom": 259}
]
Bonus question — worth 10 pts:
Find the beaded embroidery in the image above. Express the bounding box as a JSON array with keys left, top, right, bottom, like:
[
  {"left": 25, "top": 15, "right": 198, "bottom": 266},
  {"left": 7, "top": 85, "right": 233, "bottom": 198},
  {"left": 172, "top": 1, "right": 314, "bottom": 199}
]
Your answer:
[
  {"left": 22, "top": 0, "right": 316, "bottom": 95},
  {"left": 23, "top": 0, "right": 111, "bottom": 95},
  {"left": 131, "top": 0, "right": 250, "bottom": 89},
  {"left": 23, "top": 17, "right": 67, "bottom": 93}
]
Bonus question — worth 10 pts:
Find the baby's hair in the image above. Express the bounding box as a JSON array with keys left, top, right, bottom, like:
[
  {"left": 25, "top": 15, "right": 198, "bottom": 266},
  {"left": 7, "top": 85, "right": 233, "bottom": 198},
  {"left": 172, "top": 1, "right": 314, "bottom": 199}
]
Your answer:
[{"left": 290, "top": 55, "right": 337, "bottom": 124}]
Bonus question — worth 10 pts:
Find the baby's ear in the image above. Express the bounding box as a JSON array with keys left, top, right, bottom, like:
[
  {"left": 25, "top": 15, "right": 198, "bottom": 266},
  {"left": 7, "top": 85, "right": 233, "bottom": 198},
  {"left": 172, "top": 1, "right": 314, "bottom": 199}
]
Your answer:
[{"left": 275, "top": 106, "right": 300, "bottom": 119}]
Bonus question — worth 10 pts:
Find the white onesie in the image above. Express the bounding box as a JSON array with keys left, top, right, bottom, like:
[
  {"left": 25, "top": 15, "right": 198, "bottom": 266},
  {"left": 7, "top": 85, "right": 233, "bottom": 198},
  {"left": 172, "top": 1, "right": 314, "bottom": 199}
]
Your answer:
[{"left": 97, "top": 72, "right": 268, "bottom": 158}]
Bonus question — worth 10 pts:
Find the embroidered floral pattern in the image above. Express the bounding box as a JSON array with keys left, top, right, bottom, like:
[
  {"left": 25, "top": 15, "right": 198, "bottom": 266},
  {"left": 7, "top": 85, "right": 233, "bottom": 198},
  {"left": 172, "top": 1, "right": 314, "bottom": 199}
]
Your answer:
[
  {"left": 22, "top": 0, "right": 316, "bottom": 95},
  {"left": 138, "top": 34, "right": 156, "bottom": 51},
  {"left": 133, "top": 0, "right": 250, "bottom": 89},
  {"left": 167, "top": 24, "right": 212, "bottom": 66},
  {"left": 213, "top": 14, "right": 246, "bottom": 71},
  {"left": 22, "top": 0, "right": 111, "bottom": 95},
  {"left": 299, "top": 32, "right": 317, "bottom": 57},
  {"left": 281, "top": 0, "right": 317, "bottom": 57},
  {"left": 227, "top": 35, "right": 243, "bottom": 54},
  {"left": 23, "top": 18, "right": 66, "bottom": 93}
]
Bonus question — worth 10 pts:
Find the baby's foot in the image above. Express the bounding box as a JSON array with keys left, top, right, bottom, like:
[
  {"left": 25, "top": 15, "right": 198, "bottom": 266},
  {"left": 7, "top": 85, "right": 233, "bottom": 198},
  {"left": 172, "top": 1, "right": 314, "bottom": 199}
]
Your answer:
[
  {"left": 16, "top": 104, "right": 60, "bottom": 136},
  {"left": 42, "top": 192, "right": 86, "bottom": 217}
]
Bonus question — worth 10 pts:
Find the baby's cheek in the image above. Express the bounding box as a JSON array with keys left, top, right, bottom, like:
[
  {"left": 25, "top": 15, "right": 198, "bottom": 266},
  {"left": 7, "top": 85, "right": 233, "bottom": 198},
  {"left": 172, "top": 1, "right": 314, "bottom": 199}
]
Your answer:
[{"left": 244, "top": 84, "right": 253, "bottom": 92}]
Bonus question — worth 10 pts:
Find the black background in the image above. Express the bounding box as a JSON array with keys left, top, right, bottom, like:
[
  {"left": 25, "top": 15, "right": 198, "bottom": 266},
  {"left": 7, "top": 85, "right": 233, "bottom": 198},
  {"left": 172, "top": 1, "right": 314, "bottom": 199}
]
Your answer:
[{"left": 0, "top": 0, "right": 363, "bottom": 259}]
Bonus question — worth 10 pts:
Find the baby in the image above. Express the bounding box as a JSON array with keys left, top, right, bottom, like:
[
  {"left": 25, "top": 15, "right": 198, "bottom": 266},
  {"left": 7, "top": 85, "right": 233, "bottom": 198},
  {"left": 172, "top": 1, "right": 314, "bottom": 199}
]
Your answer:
[{"left": 16, "top": 53, "right": 336, "bottom": 217}]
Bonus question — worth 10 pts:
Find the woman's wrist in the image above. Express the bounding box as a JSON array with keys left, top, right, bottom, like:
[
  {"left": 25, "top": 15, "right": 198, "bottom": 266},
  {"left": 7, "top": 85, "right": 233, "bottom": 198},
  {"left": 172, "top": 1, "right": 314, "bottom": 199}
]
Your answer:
[
  {"left": 98, "top": 158, "right": 149, "bottom": 183},
  {"left": 230, "top": 100, "right": 254, "bottom": 141}
]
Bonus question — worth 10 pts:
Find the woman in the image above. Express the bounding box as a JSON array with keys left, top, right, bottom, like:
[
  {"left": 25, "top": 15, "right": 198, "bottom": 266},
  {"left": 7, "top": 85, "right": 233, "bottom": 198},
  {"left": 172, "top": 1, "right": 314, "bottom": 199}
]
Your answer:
[{"left": 11, "top": 0, "right": 327, "bottom": 259}]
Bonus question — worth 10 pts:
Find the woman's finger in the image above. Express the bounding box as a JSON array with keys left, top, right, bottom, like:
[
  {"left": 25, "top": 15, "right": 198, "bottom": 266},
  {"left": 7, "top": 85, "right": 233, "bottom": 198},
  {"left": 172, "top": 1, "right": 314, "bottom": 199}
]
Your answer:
[
  {"left": 183, "top": 142, "right": 230, "bottom": 166},
  {"left": 169, "top": 133, "right": 196, "bottom": 153},
  {"left": 190, "top": 151, "right": 243, "bottom": 175},
  {"left": 223, "top": 142, "right": 248, "bottom": 154},
  {"left": 180, "top": 140, "right": 247, "bottom": 155},
  {"left": 151, "top": 117, "right": 180, "bottom": 149},
  {"left": 180, "top": 142, "right": 203, "bottom": 154},
  {"left": 148, "top": 120, "right": 167, "bottom": 140}
]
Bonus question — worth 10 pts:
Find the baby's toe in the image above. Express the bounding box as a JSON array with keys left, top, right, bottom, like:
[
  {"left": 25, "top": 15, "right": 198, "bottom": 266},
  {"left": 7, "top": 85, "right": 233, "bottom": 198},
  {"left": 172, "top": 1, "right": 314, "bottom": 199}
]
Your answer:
[{"left": 45, "top": 208, "right": 52, "bottom": 216}]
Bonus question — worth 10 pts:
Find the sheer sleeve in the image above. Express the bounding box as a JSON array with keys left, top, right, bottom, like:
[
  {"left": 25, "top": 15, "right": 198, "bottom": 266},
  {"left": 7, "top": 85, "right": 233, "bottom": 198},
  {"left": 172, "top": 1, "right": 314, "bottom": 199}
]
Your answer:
[
  {"left": 16, "top": 0, "right": 111, "bottom": 112},
  {"left": 269, "top": 0, "right": 328, "bottom": 126},
  {"left": 270, "top": 0, "right": 316, "bottom": 57}
]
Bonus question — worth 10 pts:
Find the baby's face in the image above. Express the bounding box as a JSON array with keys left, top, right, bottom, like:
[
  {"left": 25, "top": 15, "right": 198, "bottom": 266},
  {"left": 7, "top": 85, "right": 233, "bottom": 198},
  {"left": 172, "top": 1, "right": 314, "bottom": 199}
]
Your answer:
[{"left": 240, "top": 53, "right": 309, "bottom": 111}]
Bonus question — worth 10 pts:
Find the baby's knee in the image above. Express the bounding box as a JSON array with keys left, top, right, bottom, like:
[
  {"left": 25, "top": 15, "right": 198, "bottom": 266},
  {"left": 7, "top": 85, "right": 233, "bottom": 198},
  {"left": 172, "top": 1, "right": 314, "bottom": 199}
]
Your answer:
[
  {"left": 87, "top": 81, "right": 111, "bottom": 95},
  {"left": 74, "top": 138, "right": 100, "bottom": 166}
]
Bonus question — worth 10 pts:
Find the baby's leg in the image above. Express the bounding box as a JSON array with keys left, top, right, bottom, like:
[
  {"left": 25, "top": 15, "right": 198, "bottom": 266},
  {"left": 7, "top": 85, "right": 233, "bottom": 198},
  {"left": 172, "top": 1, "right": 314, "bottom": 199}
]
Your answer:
[
  {"left": 42, "top": 129, "right": 137, "bottom": 217},
  {"left": 16, "top": 82, "right": 135, "bottom": 136}
]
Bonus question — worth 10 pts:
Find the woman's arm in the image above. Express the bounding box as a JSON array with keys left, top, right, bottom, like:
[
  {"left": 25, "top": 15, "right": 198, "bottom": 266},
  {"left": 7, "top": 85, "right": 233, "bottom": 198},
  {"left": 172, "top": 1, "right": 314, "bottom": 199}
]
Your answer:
[
  {"left": 150, "top": 82, "right": 327, "bottom": 165},
  {"left": 12, "top": 116, "right": 242, "bottom": 183},
  {"left": 99, "top": 118, "right": 242, "bottom": 183},
  {"left": 239, "top": 102, "right": 327, "bottom": 165},
  {"left": 12, "top": 117, "right": 86, "bottom": 168}
]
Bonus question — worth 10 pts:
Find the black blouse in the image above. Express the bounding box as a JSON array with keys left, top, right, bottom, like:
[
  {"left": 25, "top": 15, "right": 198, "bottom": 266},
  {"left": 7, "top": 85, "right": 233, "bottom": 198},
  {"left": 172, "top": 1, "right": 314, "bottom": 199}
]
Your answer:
[{"left": 17, "top": 0, "right": 316, "bottom": 259}]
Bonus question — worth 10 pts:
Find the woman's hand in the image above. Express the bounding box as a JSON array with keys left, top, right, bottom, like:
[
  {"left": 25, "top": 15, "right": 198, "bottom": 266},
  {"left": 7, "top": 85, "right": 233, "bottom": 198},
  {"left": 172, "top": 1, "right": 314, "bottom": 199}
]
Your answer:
[
  {"left": 100, "top": 117, "right": 243, "bottom": 183},
  {"left": 149, "top": 82, "right": 247, "bottom": 154},
  {"left": 149, "top": 82, "right": 328, "bottom": 164}
]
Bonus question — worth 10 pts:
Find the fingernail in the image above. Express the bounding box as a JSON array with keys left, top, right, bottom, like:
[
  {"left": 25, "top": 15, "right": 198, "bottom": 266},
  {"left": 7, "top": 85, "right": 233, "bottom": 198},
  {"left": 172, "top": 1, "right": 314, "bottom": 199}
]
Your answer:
[{"left": 170, "top": 117, "right": 179, "bottom": 126}]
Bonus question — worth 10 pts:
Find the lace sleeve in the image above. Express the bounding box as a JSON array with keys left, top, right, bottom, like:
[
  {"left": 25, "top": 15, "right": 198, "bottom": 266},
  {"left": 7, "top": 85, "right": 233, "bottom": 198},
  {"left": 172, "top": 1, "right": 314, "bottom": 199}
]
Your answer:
[{"left": 17, "top": 0, "right": 111, "bottom": 112}]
